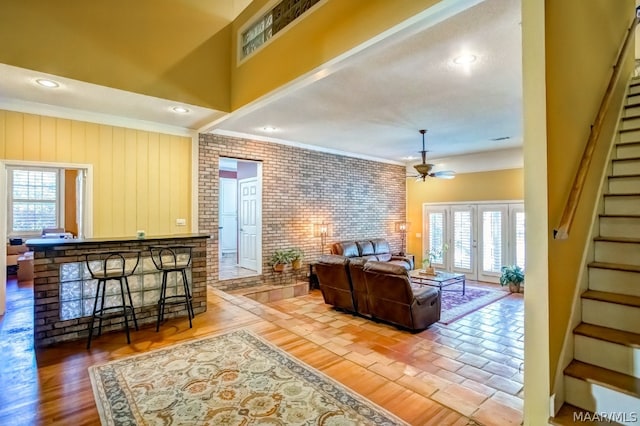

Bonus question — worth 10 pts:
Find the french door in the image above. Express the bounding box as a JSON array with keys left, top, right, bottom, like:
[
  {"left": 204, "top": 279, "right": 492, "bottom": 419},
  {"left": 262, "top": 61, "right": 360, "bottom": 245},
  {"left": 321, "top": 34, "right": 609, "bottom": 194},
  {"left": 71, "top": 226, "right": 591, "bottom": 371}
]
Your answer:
[{"left": 423, "top": 202, "right": 524, "bottom": 283}]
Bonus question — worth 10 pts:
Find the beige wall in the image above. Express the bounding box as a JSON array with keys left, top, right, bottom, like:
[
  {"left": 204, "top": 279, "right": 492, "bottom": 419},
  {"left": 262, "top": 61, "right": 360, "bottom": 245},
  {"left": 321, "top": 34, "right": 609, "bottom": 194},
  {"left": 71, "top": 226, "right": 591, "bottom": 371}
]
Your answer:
[
  {"left": 0, "top": 110, "right": 192, "bottom": 238},
  {"left": 544, "top": 0, "right": 633, "bottom": 382},
  {"left": 406, "top": 168, "right": 524, "bottom": 264},
  {"left": 0, "top": 1, "right": 232, "bottom": 111}
]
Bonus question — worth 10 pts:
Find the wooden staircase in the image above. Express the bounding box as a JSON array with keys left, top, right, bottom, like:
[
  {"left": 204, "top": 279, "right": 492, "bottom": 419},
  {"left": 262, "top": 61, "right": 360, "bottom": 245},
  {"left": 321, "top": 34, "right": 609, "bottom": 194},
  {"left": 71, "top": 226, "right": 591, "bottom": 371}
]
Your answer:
[{"left": 554, "top": 78, "right": 640, "bottom": 425}]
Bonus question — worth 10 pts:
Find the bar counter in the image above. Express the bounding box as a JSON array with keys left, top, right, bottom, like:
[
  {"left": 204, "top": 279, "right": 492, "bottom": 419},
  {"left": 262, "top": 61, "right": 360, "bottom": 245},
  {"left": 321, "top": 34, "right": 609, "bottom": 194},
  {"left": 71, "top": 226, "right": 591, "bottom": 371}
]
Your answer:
[{"left": 26, "top": 233, "right": 210, "bottom": 347}]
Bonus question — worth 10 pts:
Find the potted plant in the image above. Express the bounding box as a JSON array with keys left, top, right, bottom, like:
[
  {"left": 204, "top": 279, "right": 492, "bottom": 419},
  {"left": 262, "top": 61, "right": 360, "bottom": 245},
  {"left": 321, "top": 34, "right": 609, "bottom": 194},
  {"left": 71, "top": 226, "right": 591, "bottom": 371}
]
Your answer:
[
  {"left": 269, "top": 249, "right": 292, "bottom": 272},
  {"left": 500, "top": 265, "right": 525, "bottom": 293},
  {"left": 288, "top": 248, "right": 304, "bottom": 270},
  {"left": 422, "top": 244, "right": 448, "bottom": 275}
]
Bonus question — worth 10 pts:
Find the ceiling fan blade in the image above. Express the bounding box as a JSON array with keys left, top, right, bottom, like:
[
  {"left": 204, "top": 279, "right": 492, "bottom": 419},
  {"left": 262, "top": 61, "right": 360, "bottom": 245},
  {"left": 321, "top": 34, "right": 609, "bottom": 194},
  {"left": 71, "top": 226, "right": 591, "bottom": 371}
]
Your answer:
[{"left": 432, "top": 170, "right": 456, "bottom": 179}]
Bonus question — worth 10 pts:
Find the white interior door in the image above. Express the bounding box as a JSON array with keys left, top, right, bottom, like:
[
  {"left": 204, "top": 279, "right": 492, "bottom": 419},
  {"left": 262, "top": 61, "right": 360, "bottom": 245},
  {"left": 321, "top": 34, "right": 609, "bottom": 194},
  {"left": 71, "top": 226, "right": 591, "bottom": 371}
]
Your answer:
[
  {"left": 219, "top": 178, "right": 238, "bottom": 256},
  {"left": 239, "top": 178, "right": 258, "bottom": 271}
]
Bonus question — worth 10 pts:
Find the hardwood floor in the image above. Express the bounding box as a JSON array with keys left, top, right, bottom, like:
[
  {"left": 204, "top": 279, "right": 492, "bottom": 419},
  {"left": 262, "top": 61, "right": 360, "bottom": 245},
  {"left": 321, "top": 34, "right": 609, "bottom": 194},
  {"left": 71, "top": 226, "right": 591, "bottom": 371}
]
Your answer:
[{"left": 0, "top": 276, "right": 523, "bottom": 425}]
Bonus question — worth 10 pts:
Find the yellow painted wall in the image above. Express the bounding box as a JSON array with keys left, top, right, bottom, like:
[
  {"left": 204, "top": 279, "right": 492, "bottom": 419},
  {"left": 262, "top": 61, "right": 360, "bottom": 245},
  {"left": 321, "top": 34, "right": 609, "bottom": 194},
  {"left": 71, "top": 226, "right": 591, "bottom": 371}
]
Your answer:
[
  {"left": 406, "top": 168, "right": 524, "bottom": 264},
  {"left": 0, "top": 1, "right": 233, "bottom": 111},
  {"left": 544, "top": 0, "right": 633, "bottom": 382},
  {"left": 231, "top": 0, "right": 444, "bottom": 109},
  {"left": 0, "top": 110, "right": 192, "bottom": 238}
]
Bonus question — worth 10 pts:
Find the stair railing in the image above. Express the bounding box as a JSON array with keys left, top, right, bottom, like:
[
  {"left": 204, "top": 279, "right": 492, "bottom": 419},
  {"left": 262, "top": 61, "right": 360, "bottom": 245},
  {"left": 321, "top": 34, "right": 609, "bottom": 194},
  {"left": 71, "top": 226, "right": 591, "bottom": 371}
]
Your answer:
[{"left": 554, "top": 11, "right": 639, "bottom": 240}]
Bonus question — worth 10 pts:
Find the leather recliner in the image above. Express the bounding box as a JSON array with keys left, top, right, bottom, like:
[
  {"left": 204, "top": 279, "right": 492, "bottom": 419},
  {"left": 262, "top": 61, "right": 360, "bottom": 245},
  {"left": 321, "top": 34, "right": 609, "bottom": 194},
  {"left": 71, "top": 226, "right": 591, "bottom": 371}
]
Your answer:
[
  {"left": 315, "top": 254, "right": 356, "bottom": 313},
  {"left": 363, "top": 261, "right": 441, "bottom": 331}
]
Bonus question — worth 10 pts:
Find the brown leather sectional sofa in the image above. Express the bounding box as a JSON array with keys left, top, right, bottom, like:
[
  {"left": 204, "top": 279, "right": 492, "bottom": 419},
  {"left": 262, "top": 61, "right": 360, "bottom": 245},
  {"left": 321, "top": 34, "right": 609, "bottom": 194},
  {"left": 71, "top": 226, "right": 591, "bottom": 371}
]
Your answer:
[
  {"left": 331, "top": 239, "right": 414, "bottom": 269},
  {"left": 315, "top": 249, "right": 441, "bottom": 331}
]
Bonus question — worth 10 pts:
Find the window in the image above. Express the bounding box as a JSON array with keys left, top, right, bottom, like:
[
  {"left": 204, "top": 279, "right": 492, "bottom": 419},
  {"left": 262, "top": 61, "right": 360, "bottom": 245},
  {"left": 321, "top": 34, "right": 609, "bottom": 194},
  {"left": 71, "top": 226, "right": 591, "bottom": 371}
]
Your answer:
[
  {"left": 8, "top": 167, "right": 62, "bottom": 235},
  {"left": 240, "top": 0, "right": 322, "bottom": 59}
]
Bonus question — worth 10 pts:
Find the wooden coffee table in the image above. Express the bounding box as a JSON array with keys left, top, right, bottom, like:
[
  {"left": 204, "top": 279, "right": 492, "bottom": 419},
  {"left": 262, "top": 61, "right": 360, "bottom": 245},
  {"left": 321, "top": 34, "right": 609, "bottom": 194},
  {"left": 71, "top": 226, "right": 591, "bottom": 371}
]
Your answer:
[{"left": 409, "top": 270, "right": 466, "bottom": 295}]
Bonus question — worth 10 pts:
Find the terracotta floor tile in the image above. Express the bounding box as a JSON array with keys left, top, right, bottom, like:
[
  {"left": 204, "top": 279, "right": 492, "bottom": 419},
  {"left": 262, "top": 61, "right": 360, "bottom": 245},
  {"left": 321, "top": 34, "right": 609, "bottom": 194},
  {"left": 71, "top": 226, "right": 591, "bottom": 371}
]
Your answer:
[
  {"left": 431, "top": 383, "right": 489, "bottom": 416},
  {"left": 434, "top": 368, "right": 466, "bottom": 384},
  {"left": 456, "top": 352, "right": 490, "bottom": 369},
  {"left": 460, "top": 378, "right": 497, "bottom": 398},
  {"left": 486, "top": 374, "right": 523, "bottom": 395},
  {"left": 368, "top": 362, "right": 406, "bottom": 381},
  {"left": 456, "top": 342, "right": 486, "bottom": 355},
  {"left": 344, "top": 350, "right": 377, "bottom": 368},
  {"left": 473, "top": 398, "right": 523, "bottom": 426},
  {"left": 396, "top": 374, "right": 438, "bottom": 398},
  {"left": 457, "top": 364, "right": 494, "bottom": 382},
  {"left": 483, "top": 360, "right": 519, "bottom": 378},
  {"left": 432, "top": 356, "right": 465, "bottom": 372}
]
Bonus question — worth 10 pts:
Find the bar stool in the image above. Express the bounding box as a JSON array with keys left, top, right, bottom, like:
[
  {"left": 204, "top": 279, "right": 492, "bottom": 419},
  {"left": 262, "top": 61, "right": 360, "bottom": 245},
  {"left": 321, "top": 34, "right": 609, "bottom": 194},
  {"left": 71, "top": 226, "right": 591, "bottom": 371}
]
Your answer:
[
  {"left": 150, "top": 246, "right": 194, "bottom": 331},
  {"left": 85, "top": 250, "right": 140, "bottom": 349}
]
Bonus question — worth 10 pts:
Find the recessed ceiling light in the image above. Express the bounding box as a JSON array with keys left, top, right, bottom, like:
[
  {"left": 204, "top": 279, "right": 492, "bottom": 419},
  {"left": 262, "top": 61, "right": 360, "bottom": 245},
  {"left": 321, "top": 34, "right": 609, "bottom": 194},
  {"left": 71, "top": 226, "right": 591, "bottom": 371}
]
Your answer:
[
  {"left": 35, "top": 78, "right": 59, "bottom": 88},
  {"left": 172, "top": 106, "right": 190, "bottom": 114},
  {"left": 452, "top": 54, "right": 477, "bottom": 65},
  {"left": 262, "top": 126, "right": 277, "bottom": 132},
  {"left": 403, "top": 156, "right": 416, "bottom": 161}
]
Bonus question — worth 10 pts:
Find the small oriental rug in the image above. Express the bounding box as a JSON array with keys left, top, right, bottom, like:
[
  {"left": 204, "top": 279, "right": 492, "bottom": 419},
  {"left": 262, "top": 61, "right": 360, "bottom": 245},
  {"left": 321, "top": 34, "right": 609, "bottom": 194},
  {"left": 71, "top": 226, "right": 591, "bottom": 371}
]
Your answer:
[
  {"left": 439, "top": 285, "right": 510, "bottom": 324},
  {"left": 89, "top": 329, "right": 408, "bottom": 425}
]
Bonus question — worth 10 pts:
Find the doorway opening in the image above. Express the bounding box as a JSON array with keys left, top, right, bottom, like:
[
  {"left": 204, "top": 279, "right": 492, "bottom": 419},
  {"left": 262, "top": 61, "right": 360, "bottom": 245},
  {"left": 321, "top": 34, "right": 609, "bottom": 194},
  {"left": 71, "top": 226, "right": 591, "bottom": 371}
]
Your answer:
[
  {"left": 0, "top": 160, "right": 93, "bottom": 315},
  {"left": 218, "top": 158, "right": 262, "bottom": 281}
]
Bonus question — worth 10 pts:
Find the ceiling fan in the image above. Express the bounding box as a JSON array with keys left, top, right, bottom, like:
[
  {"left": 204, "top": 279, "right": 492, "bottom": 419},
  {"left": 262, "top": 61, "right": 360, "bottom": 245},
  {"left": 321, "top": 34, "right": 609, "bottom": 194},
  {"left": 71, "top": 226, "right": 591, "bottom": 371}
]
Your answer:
[{"left": 408, "top": 129, "right": 456, "bottom": 181}]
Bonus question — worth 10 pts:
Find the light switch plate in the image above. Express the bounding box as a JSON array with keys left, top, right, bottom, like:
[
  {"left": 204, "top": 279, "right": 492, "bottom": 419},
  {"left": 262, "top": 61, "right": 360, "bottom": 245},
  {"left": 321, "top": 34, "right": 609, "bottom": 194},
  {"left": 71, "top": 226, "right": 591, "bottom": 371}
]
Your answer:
[
  {"left": 415, "top": 233, "right": 421, "bottom": 238},
  {"left": 176, "top": 218, "right": 187, "bottom": 226}
]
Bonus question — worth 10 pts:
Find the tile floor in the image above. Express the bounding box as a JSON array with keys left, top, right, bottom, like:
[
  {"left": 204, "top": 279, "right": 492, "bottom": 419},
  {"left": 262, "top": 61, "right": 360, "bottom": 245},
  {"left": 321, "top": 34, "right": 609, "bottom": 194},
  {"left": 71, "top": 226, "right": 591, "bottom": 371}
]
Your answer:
[
  {"left": 219, "top": 252, "right": 258, "bottom": 280},
  {"left": 0, "top": 276, "right": 524, "bottom": 425}
]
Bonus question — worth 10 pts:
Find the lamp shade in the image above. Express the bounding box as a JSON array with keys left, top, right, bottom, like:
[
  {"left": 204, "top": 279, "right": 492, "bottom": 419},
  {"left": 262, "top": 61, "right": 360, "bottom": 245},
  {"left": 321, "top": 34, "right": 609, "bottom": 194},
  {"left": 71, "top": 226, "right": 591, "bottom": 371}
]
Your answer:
[
  {"left": 395, "top": 221, "right": 410, "bottom": 233},
  {"left": 313, "top": 222, "right": 332, "bottom": 237}
]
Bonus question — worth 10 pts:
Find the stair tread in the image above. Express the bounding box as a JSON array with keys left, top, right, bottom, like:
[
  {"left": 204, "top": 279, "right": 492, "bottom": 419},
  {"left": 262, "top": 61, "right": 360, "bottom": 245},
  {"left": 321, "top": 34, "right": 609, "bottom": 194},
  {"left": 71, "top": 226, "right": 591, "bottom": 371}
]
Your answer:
[
  {"left": 565, "top": 360, "right": 640, "bottom": 399},
  {"left": 594, "top": 236, "right": 640, "bottom": 243},
  {"left": 575, "top": 323, "right": 640, "bottom": 348},
  {"left": 582, "top": 290, "right": 640, "bottom": 308},
  {"left": 589, "top": 261, "right": 640, "bottom": 273},
  {"left": 624, "top": 101, "right": 640, "bottom": 109},
  {"left": 550, "top": 403, "right": 624, "bottom": 426},
  {"left": 619, "top": 128, "right": 640, "bottom": 133}
]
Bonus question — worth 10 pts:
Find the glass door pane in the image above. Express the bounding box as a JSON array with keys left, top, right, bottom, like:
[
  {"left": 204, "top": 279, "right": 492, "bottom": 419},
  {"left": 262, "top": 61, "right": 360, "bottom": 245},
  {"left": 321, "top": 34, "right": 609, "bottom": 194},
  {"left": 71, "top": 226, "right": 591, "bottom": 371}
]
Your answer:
[
  {"left": 451, "top": 205, "right": 476, "bottom": 279},
  {"left": 510, "top": 204, "right": 526, "bottom": 270},
  {"left": 424, "top": 206, "right": 447, "bottom": 269},
  {"left": 478, "top": 205, "right": 508, "bottom": 283}
]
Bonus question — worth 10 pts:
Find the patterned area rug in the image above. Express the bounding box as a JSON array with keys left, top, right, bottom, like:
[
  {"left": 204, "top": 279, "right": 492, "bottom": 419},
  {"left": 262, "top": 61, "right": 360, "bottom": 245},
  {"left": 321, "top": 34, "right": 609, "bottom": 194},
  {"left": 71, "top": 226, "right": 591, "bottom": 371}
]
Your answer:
[
  {"left": 89, "top": 329, "right": 408, "bottom": 425},
  {"left": 439, "top": 284, "right": 510, "bottom": 324}
]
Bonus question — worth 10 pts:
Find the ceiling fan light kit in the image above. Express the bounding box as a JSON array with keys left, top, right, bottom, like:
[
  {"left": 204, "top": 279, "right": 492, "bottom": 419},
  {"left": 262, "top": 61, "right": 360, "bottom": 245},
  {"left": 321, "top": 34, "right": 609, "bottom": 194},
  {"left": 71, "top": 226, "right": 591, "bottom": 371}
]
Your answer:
[{"left": 410, "top": 129, "right": 456, "bottom": 181}]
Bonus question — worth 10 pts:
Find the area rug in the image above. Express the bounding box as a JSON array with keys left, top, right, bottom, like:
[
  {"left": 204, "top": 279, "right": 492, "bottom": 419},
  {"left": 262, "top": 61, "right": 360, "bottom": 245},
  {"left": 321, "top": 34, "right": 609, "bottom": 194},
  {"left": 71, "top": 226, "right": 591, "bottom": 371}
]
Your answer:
[
  {"left": 438, "top": 285, "right": 510, "bottom": 324},
  {"left": 89, "top": 329, "right": 408, "bottom": 425}
]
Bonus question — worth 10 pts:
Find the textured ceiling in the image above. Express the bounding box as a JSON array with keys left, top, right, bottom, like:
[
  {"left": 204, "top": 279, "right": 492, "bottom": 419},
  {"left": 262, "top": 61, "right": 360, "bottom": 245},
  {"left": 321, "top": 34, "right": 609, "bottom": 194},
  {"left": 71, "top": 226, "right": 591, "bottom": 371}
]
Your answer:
[
  {"left": 0, "top": 0, "right": 523, "bottom": 170},
  {"left": 211, "top": 0, "right": 523, "bottom": 166}
]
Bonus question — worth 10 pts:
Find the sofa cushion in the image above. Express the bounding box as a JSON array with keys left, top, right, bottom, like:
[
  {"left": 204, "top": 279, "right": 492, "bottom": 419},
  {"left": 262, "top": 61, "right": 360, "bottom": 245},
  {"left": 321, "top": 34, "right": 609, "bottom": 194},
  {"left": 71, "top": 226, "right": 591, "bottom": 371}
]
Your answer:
[
  {"left": 332, "top": 241, "right": 359, "bottom": 258},
  {"left": 371, "top": 238, "right": 391, "bottom": 255},
  {"left": 356, "top": 240, "right": 375, "bottom": 256},
  {"left": 363, "top": 261, "right": 408, "bottom": 277},
  {"left": 377, "top": 253, "right": 392, "bottom": 262}
]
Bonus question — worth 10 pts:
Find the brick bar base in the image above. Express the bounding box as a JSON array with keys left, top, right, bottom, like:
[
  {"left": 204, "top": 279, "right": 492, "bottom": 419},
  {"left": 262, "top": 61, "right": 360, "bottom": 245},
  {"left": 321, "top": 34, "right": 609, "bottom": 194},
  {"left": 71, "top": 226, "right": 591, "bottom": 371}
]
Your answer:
[{"left": 27, "top": 234, "right": 209, "bottom": 347}]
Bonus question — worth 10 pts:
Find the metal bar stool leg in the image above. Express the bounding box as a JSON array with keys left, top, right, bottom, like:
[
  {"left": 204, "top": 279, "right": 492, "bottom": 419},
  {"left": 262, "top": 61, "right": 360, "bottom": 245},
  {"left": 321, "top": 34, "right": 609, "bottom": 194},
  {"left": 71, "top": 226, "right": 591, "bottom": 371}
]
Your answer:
[
  {"left": 97, "top": 279, "right": 107, "bottom": 337},
  {"left": 124, "top": 276, "right": 139, "bottom": 330},
  {"left": 87, "top": 279, "right": 104, "bottom": 349},
  {"left": 118, "top": 277, "right": 131, "bottom": 344},
  {"left": 180, "top": 269, "right": 193, "bottom": 328},
  {"left": 156, "top": 271, "right": 169, "bottom": 332}
]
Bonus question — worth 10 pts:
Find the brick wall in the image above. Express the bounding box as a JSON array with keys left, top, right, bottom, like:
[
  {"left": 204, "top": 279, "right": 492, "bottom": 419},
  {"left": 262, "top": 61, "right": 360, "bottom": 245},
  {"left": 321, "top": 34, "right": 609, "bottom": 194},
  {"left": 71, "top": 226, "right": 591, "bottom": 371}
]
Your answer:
[{"left": 199, "top": 134, "right": 406, "bottom": 291}]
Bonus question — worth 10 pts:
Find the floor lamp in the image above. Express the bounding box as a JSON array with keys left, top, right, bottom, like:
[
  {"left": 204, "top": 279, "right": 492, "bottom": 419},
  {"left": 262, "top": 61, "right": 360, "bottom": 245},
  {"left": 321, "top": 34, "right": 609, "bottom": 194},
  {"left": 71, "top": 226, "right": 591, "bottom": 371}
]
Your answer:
[
  {"left": 395, "top": 221, "right": 410, "bottom": 256},
  {"left": 313, "top": 222, "right": 332, "bottom": 254}
]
